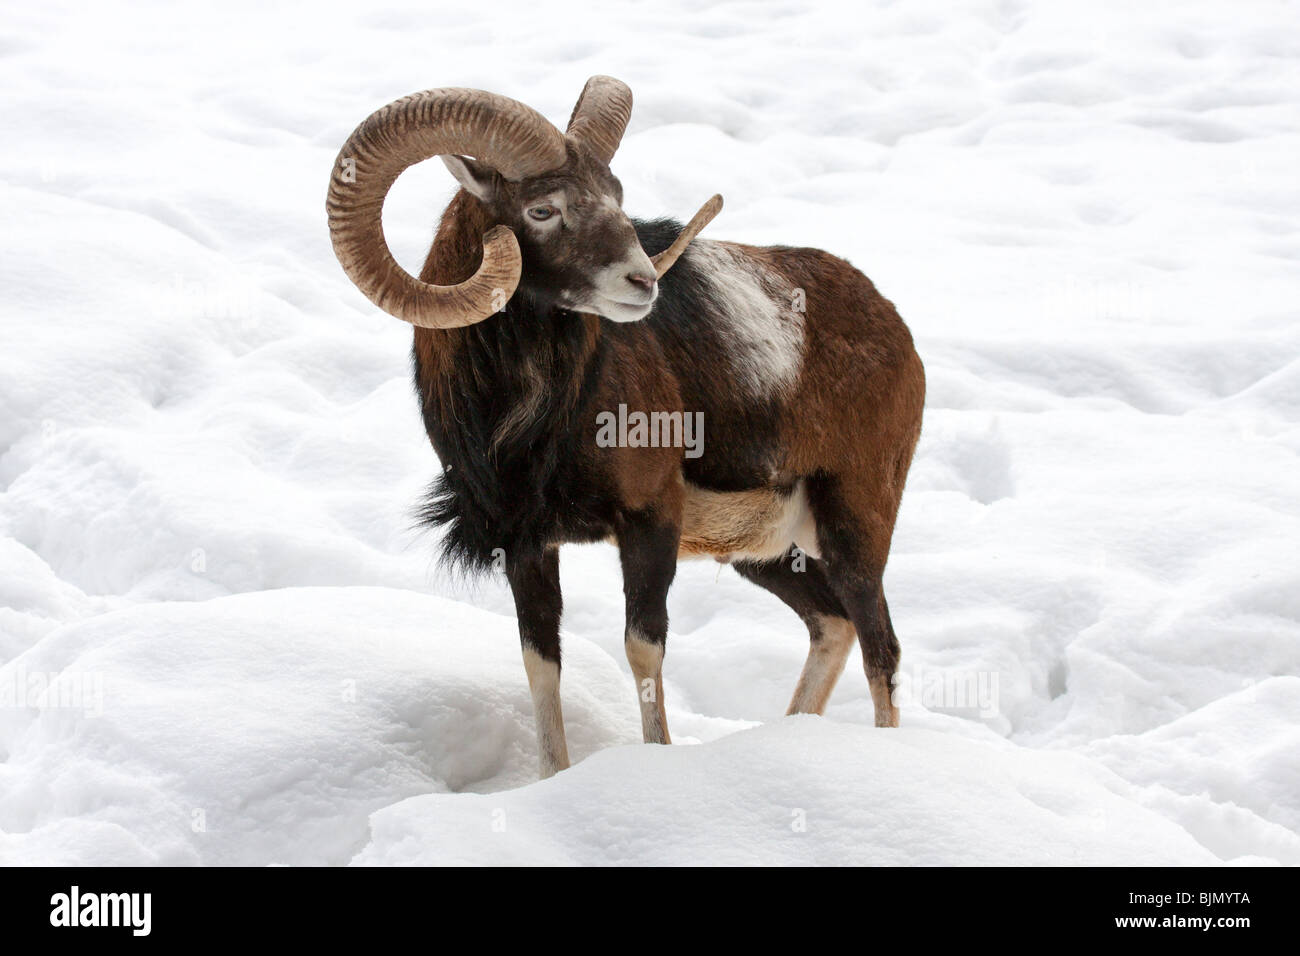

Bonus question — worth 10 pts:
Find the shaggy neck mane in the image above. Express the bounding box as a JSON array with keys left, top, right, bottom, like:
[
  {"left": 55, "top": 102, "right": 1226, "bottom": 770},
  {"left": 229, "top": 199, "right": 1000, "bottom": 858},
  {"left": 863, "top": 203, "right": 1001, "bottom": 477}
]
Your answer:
[{"left": 411, "top": 190, "right": 606, "bottom": 574}]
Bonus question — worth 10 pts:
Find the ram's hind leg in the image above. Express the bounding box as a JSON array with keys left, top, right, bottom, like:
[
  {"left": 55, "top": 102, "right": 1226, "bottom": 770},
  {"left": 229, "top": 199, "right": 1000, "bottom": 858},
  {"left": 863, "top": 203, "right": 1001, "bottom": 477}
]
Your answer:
[
  {"left": 807, "top": 475, "right": 904, "bottom": 728},
  {"left": 843, "top": 579, "right": 900, "bottom": 727},
  {"left": 789, "top": 615, "right": 858, "bottom": 715},
  {"left": 733, "top": 556, "right": 856, "bottom": 716}
]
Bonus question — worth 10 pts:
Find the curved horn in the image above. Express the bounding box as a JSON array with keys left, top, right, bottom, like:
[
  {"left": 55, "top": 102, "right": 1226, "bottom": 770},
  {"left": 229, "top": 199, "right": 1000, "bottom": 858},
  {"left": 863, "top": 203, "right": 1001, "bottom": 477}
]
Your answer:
[
  {"left": 652, "top": 194, "right": 724, "bottom": 277},
  {"left": 327, "top": 88, "right": 566, "bottom": 329},
  {"left": 565, "top": 75, "right": 633, "bottom": 166}
]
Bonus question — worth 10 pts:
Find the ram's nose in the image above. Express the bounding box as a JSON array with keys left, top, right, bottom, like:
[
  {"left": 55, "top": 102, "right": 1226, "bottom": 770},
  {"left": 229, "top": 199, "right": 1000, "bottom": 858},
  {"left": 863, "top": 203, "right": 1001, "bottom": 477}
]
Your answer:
[{"left": 625, "top": 272, "right": 658, "bottom": 298}]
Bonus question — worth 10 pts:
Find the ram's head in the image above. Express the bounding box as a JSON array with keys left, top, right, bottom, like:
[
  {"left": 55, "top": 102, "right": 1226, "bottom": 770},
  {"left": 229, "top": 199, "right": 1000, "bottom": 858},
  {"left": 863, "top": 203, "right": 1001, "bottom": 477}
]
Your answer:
[{"left": 327, "top": 76, "right": 720, "bottom": 328}]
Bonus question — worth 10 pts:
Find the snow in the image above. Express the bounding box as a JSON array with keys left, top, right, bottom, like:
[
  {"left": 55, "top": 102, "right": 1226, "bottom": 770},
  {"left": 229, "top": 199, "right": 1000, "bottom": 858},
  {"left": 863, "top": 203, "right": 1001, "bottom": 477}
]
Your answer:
[{"left": 1, "top": 0, "right": 1298, "bottom": 865}]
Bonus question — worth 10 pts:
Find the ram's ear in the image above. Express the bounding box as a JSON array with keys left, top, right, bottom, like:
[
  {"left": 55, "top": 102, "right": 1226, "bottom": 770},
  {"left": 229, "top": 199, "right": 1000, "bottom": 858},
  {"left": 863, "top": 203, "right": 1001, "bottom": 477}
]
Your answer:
[{"left": 440, "top": 154, "right": 498, "bottom": 202}]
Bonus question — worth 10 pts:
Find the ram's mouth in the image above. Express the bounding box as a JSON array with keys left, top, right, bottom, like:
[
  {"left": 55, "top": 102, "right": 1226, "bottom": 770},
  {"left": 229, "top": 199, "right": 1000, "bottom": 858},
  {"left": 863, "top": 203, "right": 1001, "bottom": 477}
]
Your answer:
[{"left": 588, "top": 295, "right": 656, "bottom": 323}]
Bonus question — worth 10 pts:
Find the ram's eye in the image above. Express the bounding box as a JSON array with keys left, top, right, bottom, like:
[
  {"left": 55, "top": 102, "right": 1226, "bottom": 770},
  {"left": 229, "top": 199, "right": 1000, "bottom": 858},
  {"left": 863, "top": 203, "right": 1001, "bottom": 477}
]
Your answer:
[{"left": 527, "top": 205, "right": 558, "bottom": 222}]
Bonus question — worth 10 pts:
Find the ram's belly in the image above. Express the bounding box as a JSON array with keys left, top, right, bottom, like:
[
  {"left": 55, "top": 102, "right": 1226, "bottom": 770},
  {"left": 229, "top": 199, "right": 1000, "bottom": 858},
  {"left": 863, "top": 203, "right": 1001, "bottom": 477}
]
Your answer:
[{"left": 678, "top": 480, "right": 819, "bottom": 562}]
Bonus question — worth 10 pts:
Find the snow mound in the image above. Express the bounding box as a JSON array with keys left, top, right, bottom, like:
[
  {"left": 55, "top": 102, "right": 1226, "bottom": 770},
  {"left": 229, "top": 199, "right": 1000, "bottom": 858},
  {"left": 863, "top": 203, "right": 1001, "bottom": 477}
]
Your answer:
[
  {"left": 355, "top": 719, "right": 1215, "bottom": 866},
  {"left": 0, "top": 588, "right": 639, "bottom": 865}
]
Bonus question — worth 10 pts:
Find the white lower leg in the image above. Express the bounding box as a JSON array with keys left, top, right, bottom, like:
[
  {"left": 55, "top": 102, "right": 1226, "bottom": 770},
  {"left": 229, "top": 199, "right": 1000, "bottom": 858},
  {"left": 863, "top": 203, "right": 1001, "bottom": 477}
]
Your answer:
[
  {"left": 868, "top": 671, "right": 900, "bottom": 727},
  {"left": 787, "top": 615, "right": 857, "bottom": 715},
  {"left": 522, "top": 647, "right": 571, "bottom": 777},
  {"left": 625, "top": 631, "right": 671, "bottom": 745}
]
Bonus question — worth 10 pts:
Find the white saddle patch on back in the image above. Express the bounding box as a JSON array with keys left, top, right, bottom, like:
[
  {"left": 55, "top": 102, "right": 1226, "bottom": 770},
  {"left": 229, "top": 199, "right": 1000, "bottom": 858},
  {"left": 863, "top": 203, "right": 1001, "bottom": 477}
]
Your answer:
[{"left": 688, "top": 241, "right": 805, "bottom": 398}]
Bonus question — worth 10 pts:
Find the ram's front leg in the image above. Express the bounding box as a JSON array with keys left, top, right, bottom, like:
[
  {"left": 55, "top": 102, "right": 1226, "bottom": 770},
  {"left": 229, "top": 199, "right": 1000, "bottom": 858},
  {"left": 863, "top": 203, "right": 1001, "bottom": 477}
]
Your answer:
[
  {"left": 506, "top": 547, "right": 570, "bottom": 779},
  {"left": 617, "top": 509, "right": 680, "bottom": 745}
]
